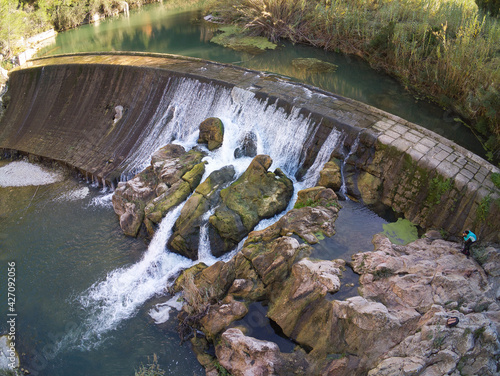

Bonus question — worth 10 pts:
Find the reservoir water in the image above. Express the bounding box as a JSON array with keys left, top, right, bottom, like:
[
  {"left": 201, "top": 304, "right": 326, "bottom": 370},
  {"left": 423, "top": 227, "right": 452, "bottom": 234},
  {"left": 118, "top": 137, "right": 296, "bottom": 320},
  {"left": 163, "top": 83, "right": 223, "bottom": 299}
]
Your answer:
[
  {"left": 0, "top": 2, "right": 464, "bottom": 375},
  {"left": 37, "top": 2, "right": 485, "bottom": 157}
]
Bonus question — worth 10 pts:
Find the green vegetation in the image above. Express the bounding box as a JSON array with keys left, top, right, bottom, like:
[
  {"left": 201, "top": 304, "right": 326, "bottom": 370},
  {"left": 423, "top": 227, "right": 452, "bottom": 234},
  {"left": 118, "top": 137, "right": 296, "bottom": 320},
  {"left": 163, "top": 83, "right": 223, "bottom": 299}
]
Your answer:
[
  {"left": 475, "top": 193, "right": 492, "bottom": 223},
  {"left": 210, "top": 25, "right": 277, "bottom": 53},
  {"left": 491, "top": 172, "right": 500, "bottom": 188},
  {"left": 427, "top": 175, "right": 453, "bottom": 207},
  {"left": 206, "top": 0, "right": 500, "bottom": 161},
  {"left": 382, "top": 218, "right": 419, "bottom": 245},
  {"left": 213, "top": 360, "right": 232, "bottom": 376}
]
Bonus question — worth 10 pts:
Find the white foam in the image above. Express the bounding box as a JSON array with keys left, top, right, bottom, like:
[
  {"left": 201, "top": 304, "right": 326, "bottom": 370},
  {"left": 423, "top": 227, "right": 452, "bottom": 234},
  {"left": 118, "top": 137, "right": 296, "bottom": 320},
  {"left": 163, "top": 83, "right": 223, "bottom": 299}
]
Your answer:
[
  {"left": 71, "top": 205, "right": 193, "bottom": 349},
  {"left": 148, "top": 294, "right": 184, "bottom": 324},
  {"left": 0, "top": 160, "right": 63, "bottom": 187},
  {"left": 55, "top": 186, "right": 90, "bottom": 202},
  {"left": 89, "top": 192, "right": 114, "bottom": 208}
]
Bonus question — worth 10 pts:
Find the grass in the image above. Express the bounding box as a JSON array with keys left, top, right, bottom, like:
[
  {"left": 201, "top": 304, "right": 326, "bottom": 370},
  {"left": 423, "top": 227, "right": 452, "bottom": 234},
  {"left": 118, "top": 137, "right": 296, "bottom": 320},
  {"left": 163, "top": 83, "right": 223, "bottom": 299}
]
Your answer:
[{"left": 206, "top": 0, "right": 500, "bottom": 162}]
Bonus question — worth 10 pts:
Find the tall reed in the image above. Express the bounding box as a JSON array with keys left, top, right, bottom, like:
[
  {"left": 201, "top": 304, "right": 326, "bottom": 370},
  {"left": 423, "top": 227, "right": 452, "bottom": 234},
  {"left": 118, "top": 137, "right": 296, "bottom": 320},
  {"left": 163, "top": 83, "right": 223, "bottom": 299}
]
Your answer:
[{"left": 207, "top": 0, "right": 500, "bottom": 161}]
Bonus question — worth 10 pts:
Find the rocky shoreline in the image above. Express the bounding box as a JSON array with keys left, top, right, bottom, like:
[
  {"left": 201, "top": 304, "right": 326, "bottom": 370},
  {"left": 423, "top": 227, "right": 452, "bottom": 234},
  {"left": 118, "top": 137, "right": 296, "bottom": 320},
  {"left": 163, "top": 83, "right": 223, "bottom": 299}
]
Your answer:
[{"left": 111, "top": 117, "right": 499, "bottom": 375}]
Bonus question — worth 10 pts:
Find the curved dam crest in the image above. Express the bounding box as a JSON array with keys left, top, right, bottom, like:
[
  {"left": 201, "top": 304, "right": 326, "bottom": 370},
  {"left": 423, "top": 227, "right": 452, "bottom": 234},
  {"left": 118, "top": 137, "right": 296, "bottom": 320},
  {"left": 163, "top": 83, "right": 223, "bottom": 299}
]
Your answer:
[{"left": 1, "top": 52, "right": 499, "bottom": 241}]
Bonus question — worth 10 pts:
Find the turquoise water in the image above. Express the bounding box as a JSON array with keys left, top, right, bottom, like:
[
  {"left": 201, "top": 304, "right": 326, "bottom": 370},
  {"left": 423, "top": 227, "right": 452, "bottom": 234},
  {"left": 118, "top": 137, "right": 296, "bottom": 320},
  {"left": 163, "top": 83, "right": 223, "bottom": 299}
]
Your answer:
[
  {"left": 0, "top": 167, "right": 204, "bottom": 375},
  {"left": 38, "top": 3, "right": 485, "bottom": 157}
]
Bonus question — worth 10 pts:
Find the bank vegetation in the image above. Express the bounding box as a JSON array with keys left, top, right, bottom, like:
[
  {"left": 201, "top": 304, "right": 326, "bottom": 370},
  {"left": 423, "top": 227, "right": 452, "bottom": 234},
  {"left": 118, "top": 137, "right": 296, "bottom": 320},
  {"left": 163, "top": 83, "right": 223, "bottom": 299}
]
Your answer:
[
  {"left": 206, "top": 0, "right": 500, "bottom": 163},
  {"left": 0, "top": 0, "right": 158, "bottom": 66}
]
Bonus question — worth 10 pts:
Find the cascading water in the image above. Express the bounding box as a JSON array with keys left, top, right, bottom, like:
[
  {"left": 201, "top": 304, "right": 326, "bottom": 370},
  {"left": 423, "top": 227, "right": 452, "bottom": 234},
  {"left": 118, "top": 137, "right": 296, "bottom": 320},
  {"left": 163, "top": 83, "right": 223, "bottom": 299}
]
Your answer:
[
  {"left": 72, "top": 77, "right": 344, "bottom": 352},
  {"left": 339, "top": 133, "right": 361, "bottom": 200}
]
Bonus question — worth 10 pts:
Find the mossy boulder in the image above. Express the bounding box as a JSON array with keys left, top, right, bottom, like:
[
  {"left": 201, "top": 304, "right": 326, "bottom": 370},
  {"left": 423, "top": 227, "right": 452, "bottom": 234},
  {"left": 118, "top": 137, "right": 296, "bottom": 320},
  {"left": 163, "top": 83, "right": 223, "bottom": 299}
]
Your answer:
[
  {"left": 169, "top": 166, "right": 236, "bottom": 260},
  {"left": 198, "top": 117, "right": 224, "bottom": 151},
  {"left": 209, "top": 155, "right": 294, "bottom": 255},
  {"left": 318, "top": 159, "right": 342, "bottom": 191},
  {"left": 112, "top": 144, "right": 206, "bottom": 238},
  {"left": 291, "top": 58, "right": 338, "bottom": 73}
]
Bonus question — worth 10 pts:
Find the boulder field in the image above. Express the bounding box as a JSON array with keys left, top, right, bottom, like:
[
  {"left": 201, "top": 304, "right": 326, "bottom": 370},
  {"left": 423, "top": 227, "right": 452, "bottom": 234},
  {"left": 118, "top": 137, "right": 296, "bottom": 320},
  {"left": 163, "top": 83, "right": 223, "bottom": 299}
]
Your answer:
[
  {"left": 175, "top": 210, "right": 500, "bottom": 376},
  {"left": 111, "top": 117, "right": 499, "bottom": 375}
]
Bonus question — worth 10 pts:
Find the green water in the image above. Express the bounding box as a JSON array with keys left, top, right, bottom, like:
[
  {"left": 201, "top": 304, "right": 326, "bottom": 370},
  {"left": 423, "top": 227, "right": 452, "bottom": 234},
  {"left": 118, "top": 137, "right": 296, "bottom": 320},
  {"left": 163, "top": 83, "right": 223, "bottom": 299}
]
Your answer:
[
  {"left": 0, "top": 166, "right": 203, "bottom": 375},
  {"left": 38, "top": 2, "right": 485, "bottom": 157}
]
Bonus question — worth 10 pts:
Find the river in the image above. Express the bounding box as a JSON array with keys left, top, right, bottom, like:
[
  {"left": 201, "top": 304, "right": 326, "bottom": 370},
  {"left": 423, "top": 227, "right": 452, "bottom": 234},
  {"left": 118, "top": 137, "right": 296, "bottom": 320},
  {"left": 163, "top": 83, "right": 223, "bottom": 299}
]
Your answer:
[{"left": 0, "top": 2, "right": 457, "bottom": 375}]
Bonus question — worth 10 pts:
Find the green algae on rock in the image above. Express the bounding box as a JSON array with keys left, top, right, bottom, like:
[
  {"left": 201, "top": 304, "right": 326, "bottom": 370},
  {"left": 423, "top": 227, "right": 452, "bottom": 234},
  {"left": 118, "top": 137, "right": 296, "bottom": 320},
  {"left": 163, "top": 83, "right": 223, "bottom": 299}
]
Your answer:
[
  {"left": 210, "top": 25, "right": 277, "bottom": 54},
  {"left": 382, "top": 218, "right": 419, "bottom": 245}
]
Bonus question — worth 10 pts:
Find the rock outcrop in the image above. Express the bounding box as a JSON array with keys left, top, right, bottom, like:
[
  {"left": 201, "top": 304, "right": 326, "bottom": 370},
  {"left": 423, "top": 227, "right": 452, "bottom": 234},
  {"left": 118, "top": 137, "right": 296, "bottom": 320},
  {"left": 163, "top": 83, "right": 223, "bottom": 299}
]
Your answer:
[
  {"left": 169, "top": 166, "right": 235, "bottom": 260},
  {"left": 234, "top": 132, "right": 258, "bottom": 159},
  {"left": 209, "top": 155, "right": 294, "bottom": 255},
  {"left": 112, "top": 144, "right": 206, "bottom": 237},
  {"left": 198, "top": 117, "right": 224, "bottom": 151},
  {"left": 175, "top": 198, "right": 500, "bottom": 375}
]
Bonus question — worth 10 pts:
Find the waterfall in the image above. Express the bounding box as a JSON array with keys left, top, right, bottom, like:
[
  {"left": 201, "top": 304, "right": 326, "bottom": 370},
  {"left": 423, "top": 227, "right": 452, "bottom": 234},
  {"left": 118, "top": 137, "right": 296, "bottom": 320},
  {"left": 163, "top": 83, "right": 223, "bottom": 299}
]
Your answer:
[
  {"left": 339, "top": 133, "right": 361, "bottom": 200},
  {"left": 73, "top": 77, "right": 346, "bottom": 350},
  {"left": 71, "top": 204, "right": 193, "bottom": 350},
  {"left": 120, "top": 78, "right": 320, "bottom": 180}
]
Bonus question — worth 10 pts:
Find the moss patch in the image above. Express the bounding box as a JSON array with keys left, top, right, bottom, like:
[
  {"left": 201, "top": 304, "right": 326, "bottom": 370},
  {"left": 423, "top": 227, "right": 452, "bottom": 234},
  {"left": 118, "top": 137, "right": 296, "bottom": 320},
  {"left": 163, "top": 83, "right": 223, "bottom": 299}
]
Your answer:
[
  {"left": 210, "top": 25, "right": 277, "bottom": 53},
  {"left": 382, "top": 218, "right": 419, "bottom": 245}
]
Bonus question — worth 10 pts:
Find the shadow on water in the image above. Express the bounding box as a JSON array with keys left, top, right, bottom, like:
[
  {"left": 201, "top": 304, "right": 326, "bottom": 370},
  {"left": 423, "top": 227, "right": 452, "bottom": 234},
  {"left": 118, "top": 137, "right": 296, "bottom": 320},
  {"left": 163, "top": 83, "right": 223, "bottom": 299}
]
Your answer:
[{"left": 230, "top": 302, "right": 296, "bottom": 353}]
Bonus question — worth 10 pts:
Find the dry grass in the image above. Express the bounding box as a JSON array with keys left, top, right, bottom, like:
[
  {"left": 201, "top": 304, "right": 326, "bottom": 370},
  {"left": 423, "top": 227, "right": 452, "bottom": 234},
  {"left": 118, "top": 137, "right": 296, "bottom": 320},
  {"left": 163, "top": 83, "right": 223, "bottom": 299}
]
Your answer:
[{"left": 206, "top": 0, "right": 500, "bottom": 161}]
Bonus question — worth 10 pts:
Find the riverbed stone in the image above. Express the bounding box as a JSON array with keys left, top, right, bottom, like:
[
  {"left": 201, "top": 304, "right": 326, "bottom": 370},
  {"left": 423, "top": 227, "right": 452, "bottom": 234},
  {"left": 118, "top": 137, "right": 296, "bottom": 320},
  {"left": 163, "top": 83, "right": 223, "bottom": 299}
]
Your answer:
[
  {"left": 234, "top": 131, "right": 258, "bottom": 159},
  {"left": 209, "top": 155, "right": 294, "bottom": 255},
  {"left": 198, "top": 117, "right": 224, "bottom": 151},
  {"left": 112, "top": 144, "right": 206, "bottom": 237},
  {"left": 169, "top": 165, "right": 235, "bottom": 260},
  {"left": 318, "top": 159, "right": 342, "bottom": 191}
]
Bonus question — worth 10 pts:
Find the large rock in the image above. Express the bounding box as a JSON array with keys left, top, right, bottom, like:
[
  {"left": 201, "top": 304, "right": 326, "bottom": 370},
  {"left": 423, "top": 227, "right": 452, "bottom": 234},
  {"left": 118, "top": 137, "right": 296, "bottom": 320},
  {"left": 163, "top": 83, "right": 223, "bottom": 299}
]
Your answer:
[
  {"left": 209, "top": 155, "right": 294, "bottom": 255},
  {"left": 234, "top": 132, "right": 258, "bottom": 159},
  {"left": 200, "top": 295, "right": 248, "bottom": 339},
  {"left": 198, "top": 117, "right": 224, "bottom": 151},
  {"left": 318, "top": 159, "right": 342, "bottom": 191},
  {"left": 248, "top": 187, "right": 340, "bottom": 245},
  {"left": 267, "top": 258, "right": 345, "bottom": 351},
  {"left": 169, "top": 166, "right": 235, "bottom": 260},
  {"left": 215, "top": 328, "right": 288, "bottom": 376},
  {"left": 112, "top": 144, "right": 206, "bottom": 237}
]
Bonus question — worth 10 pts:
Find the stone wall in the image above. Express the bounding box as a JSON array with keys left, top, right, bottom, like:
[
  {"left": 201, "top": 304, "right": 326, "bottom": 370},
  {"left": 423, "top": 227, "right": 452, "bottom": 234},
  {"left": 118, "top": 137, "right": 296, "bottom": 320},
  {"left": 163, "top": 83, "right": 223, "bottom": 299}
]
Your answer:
[{"left": 0, "top": 52, "right": 498, "bottom": 241}]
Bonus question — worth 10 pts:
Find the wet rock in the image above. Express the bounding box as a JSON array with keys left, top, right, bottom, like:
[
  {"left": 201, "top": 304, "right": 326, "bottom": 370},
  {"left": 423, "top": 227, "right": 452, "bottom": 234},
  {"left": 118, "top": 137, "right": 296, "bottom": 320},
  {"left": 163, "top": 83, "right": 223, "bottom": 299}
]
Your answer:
[
  {"left": 169, "top": 166, "right": 235, "bottom": 260},
  {"left": 291, "top": 58, "right": 338, "bottom": 73},
  {"left": 357, "top": 171, "right": 382, "bottom": 205},
  {"left": 209, "top": 155, "right": 293, "bottom": 255},
  {"left": 198, "top": 117, "right": 224, "bottom": 151},
  {"left": 234, "top": 132, "right": 258, "bottom": 159},
  {"left": 215, "top": 328, "right": 285, "bottom": 376},
  {"left": 248, "top": 187, "right": 340, "bottom": 245},
  {"left": 112, "top": 144, "right": 206, "bottom": 237},
  {"left": 200, "top": 295, "right": 248, "bottom": 339},
  {"left": 267, "top": 258, "right": 345, "bottom": 349},
  {"left": 318, "top": 159, "right": 342, "bottom": 191}
]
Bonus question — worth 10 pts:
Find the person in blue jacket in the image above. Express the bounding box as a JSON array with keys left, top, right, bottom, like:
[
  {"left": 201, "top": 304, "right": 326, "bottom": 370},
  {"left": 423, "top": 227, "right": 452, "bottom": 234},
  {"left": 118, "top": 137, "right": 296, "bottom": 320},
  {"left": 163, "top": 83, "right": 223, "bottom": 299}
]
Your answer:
[{"left": 461, "top": 230, "right": 477, "bottom": 258}]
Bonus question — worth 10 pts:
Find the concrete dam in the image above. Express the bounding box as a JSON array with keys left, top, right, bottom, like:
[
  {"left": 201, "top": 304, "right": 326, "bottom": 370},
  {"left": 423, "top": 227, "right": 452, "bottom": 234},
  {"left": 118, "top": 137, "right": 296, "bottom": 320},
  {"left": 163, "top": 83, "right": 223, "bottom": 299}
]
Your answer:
[{"left": 0, "top": 52, "right": 498, "bottom": 241}]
